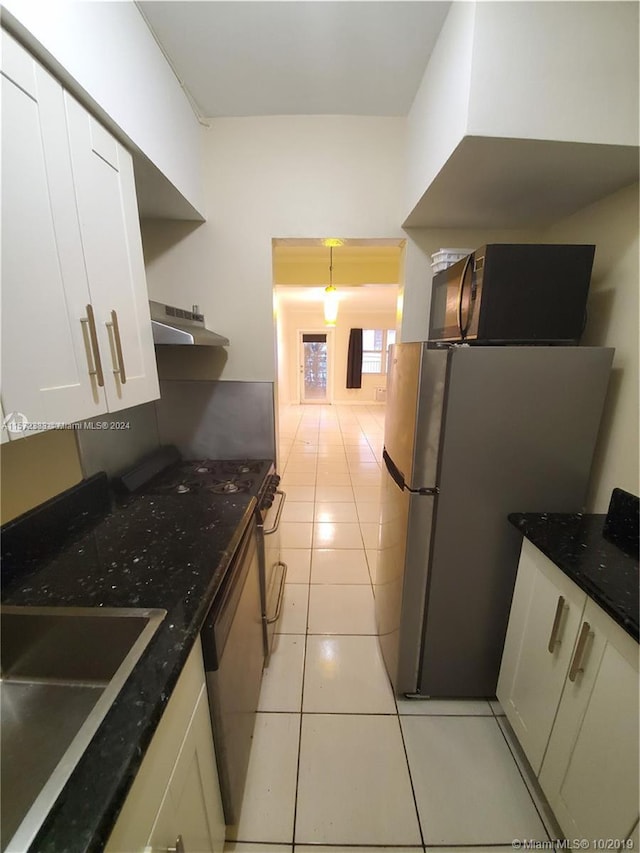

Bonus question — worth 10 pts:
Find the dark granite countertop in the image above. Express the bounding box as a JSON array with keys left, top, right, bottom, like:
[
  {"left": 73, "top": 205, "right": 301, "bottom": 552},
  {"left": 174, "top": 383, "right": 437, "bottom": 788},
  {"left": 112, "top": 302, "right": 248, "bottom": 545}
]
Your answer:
[
  {"left": 1, "top": 473, "right": 256, "bottom": 853},
  {"left": 509, "top": 511, "right": 639, "bottom": 642}
]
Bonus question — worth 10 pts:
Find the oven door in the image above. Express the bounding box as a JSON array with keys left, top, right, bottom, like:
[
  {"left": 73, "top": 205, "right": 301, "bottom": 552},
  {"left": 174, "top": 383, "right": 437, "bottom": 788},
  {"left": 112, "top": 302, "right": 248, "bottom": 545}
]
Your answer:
[
  {"left": 201, "top": 518, "right": 264, "bottom": 827},
  {"left": 262, "top": 490, "right": 287, "bottom": 663}
]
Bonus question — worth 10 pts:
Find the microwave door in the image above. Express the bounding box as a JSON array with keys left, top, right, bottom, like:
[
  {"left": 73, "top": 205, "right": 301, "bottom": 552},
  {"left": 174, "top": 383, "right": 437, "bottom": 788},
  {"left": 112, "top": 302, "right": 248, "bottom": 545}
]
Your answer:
[
  {"left": 429, "top": 254, "right": 473, "bottom": 342},
  {"left": 457, "top": 254, "right": 475, "bottom": 341}
]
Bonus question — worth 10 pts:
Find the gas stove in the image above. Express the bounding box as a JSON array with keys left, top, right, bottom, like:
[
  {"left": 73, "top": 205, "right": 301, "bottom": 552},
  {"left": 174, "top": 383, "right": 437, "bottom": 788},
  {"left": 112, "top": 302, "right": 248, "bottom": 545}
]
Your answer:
[
  {"left": 120, "top": 450, "right": 279, "bottom": 514},
  {"left": 149, "top": 460, "right": 266, "bottom": 497}
]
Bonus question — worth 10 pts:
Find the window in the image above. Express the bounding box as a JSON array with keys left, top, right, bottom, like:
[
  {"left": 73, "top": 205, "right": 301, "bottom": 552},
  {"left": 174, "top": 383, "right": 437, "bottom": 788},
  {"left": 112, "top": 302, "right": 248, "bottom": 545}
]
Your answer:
[{"left": 362, "top": 329, "right": 396, "bottom": 374}]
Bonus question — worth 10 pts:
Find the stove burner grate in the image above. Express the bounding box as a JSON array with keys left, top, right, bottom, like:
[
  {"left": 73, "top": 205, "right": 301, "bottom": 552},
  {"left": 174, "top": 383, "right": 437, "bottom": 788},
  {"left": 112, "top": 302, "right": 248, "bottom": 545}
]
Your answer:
[
  {"left": 191, "top": 460, "right": 262, "bottom": 478},
  {"left": 210, "top": 481, "right": 242, "bottom": 494}
]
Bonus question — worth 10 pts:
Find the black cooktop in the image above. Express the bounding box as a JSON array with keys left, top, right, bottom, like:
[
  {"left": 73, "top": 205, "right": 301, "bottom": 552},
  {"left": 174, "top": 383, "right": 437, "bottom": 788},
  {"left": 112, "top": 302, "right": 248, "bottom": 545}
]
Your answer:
[
  {"left": 144, "top": 458, "right": 273, "bottom": 498},
  {"left": 118, "top": 447, "right": 274, "bottom": 501}
]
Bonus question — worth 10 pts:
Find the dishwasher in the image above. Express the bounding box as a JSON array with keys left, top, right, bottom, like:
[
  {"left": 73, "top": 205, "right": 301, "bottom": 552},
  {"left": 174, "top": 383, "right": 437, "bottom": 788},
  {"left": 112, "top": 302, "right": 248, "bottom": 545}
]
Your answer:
[{"left": 200, "top": 517, "right": 264, "bottom": 827}]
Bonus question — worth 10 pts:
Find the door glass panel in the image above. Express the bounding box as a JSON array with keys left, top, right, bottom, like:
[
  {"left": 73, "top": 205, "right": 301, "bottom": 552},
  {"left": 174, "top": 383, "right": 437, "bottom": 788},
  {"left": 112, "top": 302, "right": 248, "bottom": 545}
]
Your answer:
[{"left": 302, "top": 336, "right": 327, "bottom": 401}]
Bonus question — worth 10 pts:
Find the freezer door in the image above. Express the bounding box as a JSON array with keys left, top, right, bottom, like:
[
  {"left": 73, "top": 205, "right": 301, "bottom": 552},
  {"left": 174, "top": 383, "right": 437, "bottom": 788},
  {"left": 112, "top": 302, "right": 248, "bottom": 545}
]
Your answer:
[
  {"left": 412, "top": 346, "right": 449, "bottom": 490},
  {"left": 384, "top": 343, "right": 448, "bottom": 491},
  {"left": 375, "top": 457, "right": 437, "bottom": 694},
  {"left": 383, "top": 343, "right": 422, "bottom": 486}
]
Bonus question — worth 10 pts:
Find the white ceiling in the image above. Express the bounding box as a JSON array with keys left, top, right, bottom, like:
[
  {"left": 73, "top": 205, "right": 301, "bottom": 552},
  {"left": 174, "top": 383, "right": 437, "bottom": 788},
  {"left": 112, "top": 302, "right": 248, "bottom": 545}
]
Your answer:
[{"left": 137, "top": 1, "right": 451, "bottom": 117}]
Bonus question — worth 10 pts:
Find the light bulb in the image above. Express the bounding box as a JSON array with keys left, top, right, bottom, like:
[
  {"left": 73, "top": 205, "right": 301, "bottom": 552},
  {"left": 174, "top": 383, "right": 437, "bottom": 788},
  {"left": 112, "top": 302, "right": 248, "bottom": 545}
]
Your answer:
[{"left": 324, "top": 285, "right": 338, "bottom": 326}]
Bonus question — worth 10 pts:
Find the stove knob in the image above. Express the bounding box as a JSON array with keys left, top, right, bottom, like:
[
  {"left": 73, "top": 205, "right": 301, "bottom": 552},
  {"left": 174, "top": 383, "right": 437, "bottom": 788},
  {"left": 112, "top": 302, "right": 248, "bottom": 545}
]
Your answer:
[
  {"left": 263, "top": 497, "right": 274, "bottom": 509},
  {"left": 272, "top": 474, "right": 281, "bottom": 487}
]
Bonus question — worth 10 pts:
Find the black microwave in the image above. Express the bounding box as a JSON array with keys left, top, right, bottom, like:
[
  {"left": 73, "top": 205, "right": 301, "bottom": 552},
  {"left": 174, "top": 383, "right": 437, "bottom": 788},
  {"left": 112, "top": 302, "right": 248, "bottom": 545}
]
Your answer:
[{"left": 428, "top": 244, "right": 595, "bottom": 344}]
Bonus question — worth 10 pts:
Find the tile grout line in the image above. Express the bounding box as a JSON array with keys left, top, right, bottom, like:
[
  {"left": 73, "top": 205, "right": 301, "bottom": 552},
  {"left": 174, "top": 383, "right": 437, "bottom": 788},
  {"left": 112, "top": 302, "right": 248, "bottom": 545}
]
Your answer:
[
  {"left": 288, "top": 548, "right": 313, "bottom": 849},
  {"left": 257, "top": 709, "right": 506, "bottom": 717},
  {"left": 494, "top": 712, "right": 556, "bottom": 843},
  {"left": 384, "top": 634, "right": 427, "bottom": 850}
]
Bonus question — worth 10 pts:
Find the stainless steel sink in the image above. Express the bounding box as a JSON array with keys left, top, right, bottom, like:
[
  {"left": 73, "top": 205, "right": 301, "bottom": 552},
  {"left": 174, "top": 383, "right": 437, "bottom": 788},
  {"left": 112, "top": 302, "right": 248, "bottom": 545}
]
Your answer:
[{"left": 0, "top": 605, "right": 166, "bottom": 852}]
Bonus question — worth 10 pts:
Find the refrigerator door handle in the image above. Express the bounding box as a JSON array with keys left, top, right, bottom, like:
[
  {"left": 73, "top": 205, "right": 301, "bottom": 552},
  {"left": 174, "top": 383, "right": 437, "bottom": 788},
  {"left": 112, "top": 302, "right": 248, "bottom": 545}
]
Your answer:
[
  {"left": 383, "top": 449, "right": 438, "bottom": 496},
  {"left": 383, "top": 448, "right": 406, "bottom": 490}
]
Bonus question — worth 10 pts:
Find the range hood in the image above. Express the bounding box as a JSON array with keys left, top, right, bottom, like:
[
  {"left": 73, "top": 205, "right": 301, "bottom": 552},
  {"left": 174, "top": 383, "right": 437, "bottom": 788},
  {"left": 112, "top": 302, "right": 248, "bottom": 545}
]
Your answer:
[{"left": 149, "top": 301, "right": 229, "bottom": 346}]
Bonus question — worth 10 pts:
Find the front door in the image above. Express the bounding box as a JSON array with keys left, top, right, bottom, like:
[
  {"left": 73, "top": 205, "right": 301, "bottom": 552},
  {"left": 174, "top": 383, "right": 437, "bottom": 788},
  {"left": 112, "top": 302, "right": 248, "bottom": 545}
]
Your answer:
[{"left": 299, "top": 332, "right": 329, "bottom": 403}]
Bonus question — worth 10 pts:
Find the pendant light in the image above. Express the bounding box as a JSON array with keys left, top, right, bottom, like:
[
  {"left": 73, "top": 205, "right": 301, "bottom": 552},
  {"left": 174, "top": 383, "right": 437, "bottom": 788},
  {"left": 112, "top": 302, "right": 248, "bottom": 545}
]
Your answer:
[{"left": 324, "top": 245, "right": 339, "bottom": 326}]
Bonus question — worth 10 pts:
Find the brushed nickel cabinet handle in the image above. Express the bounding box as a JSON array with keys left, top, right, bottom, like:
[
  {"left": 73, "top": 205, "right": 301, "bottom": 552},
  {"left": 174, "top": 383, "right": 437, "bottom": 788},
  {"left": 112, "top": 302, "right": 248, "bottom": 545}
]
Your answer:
[
  {"left": 82, "top": 304, "right": 104, "bottom": 387},
  {"left": 568, "top": 621, "right": 591, "bottom": 682},
  {"left": 547, "top": 595, "right": 566, "bottom": 653},
  {"left": 106, "top": 309, "right": 127, "bottom": 384}
]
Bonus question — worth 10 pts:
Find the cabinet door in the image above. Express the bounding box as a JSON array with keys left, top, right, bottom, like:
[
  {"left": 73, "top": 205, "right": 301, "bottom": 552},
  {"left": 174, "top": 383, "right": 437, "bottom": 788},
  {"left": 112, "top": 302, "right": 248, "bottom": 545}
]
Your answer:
[
  {"left": 1, "top": 399, "right": 9, "bottom": 444},
  {"left": 1, "top": 31, "right": 106, "bottom": 434},
  {"left": 497, "top": 539, "right": 587, "bottom": 774},
  {"left": 147, "top": 686, "right": 225, "bottom": 853},
  {"left": 539, "top": 599, "right": 639, "bottom": 843},
  {"left": 64, "top": 95, "right": 159, "bottom": 412}
]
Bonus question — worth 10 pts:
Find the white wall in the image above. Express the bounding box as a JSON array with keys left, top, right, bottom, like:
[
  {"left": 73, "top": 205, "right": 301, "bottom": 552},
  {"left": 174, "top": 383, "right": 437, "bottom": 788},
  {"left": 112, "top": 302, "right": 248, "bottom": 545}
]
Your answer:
[
  {"left": 405, "top": 1, "right": 476, "bottom": 217},
  {"left": 404, "top": 1, "right": 639, "bottom": 224},
  {"left": 278, "top": 303, "right": 397, "bottom": 405},
  {"left": 2, "top": 0, "right": 205, "bottom": 216},
  {"left": 142, "top": 116, "right": 406, "bottom": 383},
  {"left": 403, "top": 183, "right": 639, "bottom": 511},
  {"left": 538, "top": 183, "right": 639, "bottom": 511},
  {"left": 468, "top": 2, "right": 639, "bottom": 146}
]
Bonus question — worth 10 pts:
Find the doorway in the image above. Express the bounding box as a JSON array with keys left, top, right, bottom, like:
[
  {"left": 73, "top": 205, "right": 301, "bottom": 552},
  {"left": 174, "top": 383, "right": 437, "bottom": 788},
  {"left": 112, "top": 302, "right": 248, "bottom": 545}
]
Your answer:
[{"left": 299, "top": 331, "right": 331, "bottom": 404}]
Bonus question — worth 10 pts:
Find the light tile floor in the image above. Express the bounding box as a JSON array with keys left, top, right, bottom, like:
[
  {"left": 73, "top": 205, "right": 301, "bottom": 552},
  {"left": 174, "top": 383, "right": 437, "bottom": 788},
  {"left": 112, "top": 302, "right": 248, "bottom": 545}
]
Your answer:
[{"left": 225, "top": 404, "right": 558, "bottom": 853}]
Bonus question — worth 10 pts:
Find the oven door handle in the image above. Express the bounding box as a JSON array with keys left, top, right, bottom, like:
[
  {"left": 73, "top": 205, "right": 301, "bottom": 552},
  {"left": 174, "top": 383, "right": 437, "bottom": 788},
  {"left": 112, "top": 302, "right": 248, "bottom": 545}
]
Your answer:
[
  {"left": 265, "top": 561, "right": 288, "bottom": 624},
  {"left": 264, "top": 489, "right": 286, "bottom": 535}
]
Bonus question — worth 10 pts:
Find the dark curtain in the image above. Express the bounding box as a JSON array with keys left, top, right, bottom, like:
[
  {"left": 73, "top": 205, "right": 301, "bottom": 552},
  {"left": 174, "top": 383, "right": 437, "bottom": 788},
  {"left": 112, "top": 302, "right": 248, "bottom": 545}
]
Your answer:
[{"left": 346, "top": 328, "right": 363, "bottom": 389}]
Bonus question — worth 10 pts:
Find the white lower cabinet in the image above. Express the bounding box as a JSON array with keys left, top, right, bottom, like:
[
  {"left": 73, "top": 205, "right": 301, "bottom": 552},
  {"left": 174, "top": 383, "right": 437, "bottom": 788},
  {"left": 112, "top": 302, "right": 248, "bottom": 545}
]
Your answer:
[
  {"left": 106, "top": 640, "right": 225, "bottom": 853},
  {"left": 498, "top": 540, "right": 639, "bottom": 844},
  {"left": 497, "top": 539, "right": 587, "bottom": 774},
  {"left": 538, "top": 598, "right": 639, "bottom": 843}
]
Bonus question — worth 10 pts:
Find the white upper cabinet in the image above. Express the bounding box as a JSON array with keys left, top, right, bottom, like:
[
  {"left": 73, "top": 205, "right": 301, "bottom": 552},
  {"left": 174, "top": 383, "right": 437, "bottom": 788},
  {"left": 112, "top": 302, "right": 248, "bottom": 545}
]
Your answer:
[
  {"left": 1, "top": 0, "right": 206, "bottom": 219},
  {"left": 64, "top": 96, "right": 159, "bottom": 412},
  {"left": 0, "top": 400, "right": 10, "bottom": 444},
  {"left": 0, "top": 30, "right": 159, "bottom": 435},
  {"left": 1, "top": 30, "right": 107, "bottom": 431},
  {"left": 405, "top": 1, "right": 639, "bottom": 227}
]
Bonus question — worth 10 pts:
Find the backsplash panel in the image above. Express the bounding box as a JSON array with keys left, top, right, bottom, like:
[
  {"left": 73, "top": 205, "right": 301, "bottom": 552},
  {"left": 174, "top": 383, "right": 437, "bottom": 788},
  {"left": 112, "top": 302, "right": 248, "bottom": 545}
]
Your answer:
[
  {"left": 155, "top": 380, "right": 275, "bottom": 460},
  {"left": 75, "top": 402, "right": 160, "bottom": 480}
]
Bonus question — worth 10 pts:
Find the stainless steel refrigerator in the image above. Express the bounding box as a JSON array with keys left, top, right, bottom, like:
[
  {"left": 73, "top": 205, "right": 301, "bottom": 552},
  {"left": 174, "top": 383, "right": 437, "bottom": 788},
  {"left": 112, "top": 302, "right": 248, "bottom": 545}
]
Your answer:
[{"left": 375, "top": 343, "right": 614, "bottom": 698}]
